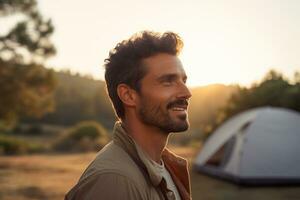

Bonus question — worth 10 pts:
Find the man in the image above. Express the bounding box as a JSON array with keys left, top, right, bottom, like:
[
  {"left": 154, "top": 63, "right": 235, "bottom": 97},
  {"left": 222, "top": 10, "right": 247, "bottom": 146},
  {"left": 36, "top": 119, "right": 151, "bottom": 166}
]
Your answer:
[{"left": 65, "top": 31, "right": 192, "bottom": 200}]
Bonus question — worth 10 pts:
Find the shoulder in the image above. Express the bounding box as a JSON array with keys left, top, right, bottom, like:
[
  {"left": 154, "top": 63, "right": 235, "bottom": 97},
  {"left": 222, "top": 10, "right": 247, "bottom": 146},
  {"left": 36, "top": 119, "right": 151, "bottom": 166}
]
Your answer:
[
  {"left": 65, "top": 172, "right": 146, "bottom": 200},
  {"left": 78, "top": 141, "right": 150, "bottom": 189},
  {"left": 66, "top": 142, "right": 152, "bottom": 199},
  {"left": 71, "top": 172, "right": 146, "bottom": 200}
]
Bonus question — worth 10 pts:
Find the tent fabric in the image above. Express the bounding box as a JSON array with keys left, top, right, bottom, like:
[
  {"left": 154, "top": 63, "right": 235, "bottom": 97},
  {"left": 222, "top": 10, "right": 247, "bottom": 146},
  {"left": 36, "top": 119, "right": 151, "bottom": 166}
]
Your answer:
[{"left": 194, "top": 107, "right": 300, "bottom": 185}]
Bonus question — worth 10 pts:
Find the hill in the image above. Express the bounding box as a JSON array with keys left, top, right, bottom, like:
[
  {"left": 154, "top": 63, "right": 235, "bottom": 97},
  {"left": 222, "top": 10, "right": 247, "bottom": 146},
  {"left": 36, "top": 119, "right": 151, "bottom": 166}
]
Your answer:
[
  {"left": 23, "top": 72, "right": 237, "bottom": 134},
  {"left": 22, "top": 71, "right": 115, "bottom": 129},
  {"left": 189, "top": 84, "right": 238, "bottom": 133}
]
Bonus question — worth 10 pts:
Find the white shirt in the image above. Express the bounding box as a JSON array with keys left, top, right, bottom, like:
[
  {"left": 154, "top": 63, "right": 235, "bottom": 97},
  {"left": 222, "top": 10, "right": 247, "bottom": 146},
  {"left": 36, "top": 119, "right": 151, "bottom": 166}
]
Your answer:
[
  {"left": 133, "top": 140, "right": 181, "bottom": 200},
  {"left": 151, "top": 159, "right": 182, "bottom": 200}
]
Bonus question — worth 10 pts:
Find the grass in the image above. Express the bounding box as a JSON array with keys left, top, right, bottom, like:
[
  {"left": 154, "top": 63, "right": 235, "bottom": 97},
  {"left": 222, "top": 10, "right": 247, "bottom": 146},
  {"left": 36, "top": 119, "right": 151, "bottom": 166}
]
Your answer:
[
  {"left": 0, "top": 153, "right": 94, "bottom": 200},
  {"left": 0, "top": 147, "right": 300, "bottom": 200}
]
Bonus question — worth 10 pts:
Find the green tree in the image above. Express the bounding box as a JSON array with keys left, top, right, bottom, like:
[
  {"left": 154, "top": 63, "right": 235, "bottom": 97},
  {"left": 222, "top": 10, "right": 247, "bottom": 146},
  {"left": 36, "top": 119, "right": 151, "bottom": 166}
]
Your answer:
[
  {"left": 23, "top": 71, "right": 115, "bottom": 129},
  {"left": 0, "top": 0, "right": 56, "bottom": 126},
  {"left": 208, "top": 70, "right": 300, "bottom": 137},
  {"left": 53, "top": 121, "right": 109, "bottom": 152}
]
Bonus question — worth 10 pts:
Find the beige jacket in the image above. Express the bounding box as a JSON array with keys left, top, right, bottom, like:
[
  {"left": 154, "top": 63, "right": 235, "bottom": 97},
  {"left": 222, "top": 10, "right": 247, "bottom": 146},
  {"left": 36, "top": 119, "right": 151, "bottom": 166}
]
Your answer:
[{"left": 65, "top": 122, "right": 191, "bottom": 200}]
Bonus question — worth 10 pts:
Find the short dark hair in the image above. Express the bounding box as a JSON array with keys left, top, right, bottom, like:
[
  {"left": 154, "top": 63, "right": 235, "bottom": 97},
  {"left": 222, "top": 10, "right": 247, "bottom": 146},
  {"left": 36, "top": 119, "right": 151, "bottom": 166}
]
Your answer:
[{"left": 104, "top": 31, "right": 183, "bottom": 119}]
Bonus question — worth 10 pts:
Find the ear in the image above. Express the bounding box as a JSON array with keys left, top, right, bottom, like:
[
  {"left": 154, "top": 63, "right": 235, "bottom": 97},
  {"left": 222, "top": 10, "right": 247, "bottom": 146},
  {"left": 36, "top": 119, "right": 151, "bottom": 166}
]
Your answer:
[{"left": 117, "top": 84, "right": 138, "bottom": 107}]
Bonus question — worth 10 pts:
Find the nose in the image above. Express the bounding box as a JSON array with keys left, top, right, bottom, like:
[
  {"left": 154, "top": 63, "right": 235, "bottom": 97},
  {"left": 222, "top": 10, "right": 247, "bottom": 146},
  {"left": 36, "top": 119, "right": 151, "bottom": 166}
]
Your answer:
[{"left": 177, "top": 82, "right": 192, "bottom": 100}]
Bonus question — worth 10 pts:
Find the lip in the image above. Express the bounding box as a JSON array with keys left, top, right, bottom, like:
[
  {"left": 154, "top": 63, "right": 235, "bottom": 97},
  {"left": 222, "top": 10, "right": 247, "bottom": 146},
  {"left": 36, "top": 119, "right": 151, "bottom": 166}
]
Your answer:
[
  {"left": 167, "top": 99, "right": 189, "bottom": 110},
  {"left": 170, "top": 105, "right": 188, "bottom": 111},
  {"left": 170, "top": 104, "right": 188, "bottom": 109}
]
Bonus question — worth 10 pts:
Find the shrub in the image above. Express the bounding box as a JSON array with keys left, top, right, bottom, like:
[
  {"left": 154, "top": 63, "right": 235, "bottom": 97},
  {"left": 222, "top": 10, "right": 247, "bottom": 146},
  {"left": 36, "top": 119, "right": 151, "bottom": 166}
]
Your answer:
[
  {"left": 0, "top": 135, "right": 45, "bottom": 155},
  {"left": 25, "top": 124, "right": 44, "bottom": 135},
  {"left": 11, "top": 124, "right": 44, "bottom": 135},
  {"left": 53, "top": 121, "right": 109, "bottom": 152},
  {"left": 0, "top": 135, "right": 27, "bottom": 155}
]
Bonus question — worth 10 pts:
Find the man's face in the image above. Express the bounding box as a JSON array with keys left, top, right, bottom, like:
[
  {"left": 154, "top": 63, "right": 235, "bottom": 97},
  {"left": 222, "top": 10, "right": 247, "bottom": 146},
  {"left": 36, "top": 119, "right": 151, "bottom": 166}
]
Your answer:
[{"left": 136, "top": 53, "right": 192, "bottom": 134}]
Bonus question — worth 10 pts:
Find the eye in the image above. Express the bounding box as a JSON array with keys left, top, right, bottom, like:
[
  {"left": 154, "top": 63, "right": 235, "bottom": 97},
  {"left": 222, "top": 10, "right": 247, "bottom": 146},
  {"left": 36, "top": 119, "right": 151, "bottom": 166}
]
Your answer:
[
  {"left": 162, "top": 80, "right": 173, "bottom": 86},
  {"left": 158, "top": 75, "right": 178, "bottom": 86},
  {"left": 183, "top": 76, "right": 187, "bottom": 84}
]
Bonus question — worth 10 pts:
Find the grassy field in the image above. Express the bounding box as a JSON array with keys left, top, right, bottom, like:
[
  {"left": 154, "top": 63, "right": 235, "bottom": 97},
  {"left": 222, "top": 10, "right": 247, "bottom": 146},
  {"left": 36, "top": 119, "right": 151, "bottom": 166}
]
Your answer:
[{"left": 0, "top": 148, "right": 300, "bottom": 200}]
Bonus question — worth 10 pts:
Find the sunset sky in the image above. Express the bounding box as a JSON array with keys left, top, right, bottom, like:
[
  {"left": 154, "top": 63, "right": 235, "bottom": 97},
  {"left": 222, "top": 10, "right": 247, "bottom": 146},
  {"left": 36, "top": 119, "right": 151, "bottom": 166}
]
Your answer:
[{"left": 29, "top": 0, "right": 300, "bottom": 86}]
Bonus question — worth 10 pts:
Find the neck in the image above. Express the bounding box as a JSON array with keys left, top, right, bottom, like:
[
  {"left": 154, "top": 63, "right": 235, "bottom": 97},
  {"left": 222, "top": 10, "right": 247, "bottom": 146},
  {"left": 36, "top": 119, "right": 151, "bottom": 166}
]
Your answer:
[{"left": 122, "top": 117, "right": 169, "bottom": 164}]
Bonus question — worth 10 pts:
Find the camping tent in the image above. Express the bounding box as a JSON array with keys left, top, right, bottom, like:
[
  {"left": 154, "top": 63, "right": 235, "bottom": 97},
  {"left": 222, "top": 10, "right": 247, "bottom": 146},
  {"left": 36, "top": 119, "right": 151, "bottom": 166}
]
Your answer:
[{"left": 194, "top": 107, "right": 300, "bottom": 185}]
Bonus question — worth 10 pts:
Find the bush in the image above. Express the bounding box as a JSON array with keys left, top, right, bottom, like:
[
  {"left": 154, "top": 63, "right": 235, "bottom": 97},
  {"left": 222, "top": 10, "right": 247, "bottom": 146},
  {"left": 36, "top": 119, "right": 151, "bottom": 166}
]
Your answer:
[
  {"left": 0, "top": 135, "right": 26, "bottom": 155},
  {"left": 0, "top": 135, "right": 44, "bottom": 155},
  {"left": 25, "top": 124, "right": 44, "bottom": 135},
  {"left": 53, "top": 121, "right": 109, "bottom": 152}
]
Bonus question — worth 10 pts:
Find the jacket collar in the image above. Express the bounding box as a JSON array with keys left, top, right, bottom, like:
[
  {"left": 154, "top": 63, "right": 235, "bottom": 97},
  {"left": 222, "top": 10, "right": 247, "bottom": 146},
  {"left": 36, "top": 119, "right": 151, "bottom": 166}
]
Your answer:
[
  {"left": 112, "top": 122, "right": 190, "bottom": 190},
  {"left": 112, "top": 121, "right": 162, "bottom": 186}
]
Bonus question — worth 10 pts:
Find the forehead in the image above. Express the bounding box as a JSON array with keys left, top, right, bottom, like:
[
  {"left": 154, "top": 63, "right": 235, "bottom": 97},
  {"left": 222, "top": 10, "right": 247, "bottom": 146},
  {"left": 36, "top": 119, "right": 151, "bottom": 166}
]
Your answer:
[{"left": 142, "top": 53, "right": 186, "bottom": 77}]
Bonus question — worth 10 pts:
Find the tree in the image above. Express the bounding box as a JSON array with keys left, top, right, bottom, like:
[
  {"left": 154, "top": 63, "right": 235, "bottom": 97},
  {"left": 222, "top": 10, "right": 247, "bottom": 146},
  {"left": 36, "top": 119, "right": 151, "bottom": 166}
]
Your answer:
[
  {"left": 0, "top": 0, "right": 55, "bottom": 62},
  {"left": 22, "top": 71, "right": 115, "bottom": 129},
  {"left": 208, "top": 70, "right": 300, "bottom": 136},
  {"left": 0, "top": 0, "right": 56, "bottom": 126}
]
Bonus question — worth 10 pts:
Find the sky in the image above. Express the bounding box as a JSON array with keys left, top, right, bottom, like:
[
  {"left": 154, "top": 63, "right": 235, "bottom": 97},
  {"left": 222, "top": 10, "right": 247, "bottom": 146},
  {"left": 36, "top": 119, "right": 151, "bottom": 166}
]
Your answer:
[{"left": 23, "top": 0, "right": 300, "bottom": 86}]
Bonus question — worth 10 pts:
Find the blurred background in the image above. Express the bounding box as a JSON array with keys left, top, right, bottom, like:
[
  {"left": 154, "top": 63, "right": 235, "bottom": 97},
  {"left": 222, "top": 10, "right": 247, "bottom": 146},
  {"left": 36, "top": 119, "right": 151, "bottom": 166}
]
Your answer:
[{"left": 0, "top": 0, "right": 300, "bottom": 199}]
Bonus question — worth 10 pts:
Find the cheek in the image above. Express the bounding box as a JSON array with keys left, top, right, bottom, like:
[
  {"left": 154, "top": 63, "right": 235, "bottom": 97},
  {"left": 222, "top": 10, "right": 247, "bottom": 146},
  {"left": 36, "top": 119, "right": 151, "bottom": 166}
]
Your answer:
[
  {"left": 144, "top": 86, "right": 175, "bottom": 100},
  {"left": 140, "top": 82, "right": 177, "bottom": 108},
  {"left": 144, "top": 90, "right": 173, "bottom": 107}
]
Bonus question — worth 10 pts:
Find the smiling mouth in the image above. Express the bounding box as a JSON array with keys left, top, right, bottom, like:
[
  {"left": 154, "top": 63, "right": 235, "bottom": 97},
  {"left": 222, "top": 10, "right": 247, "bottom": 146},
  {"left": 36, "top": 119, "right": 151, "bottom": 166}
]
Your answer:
[
  {"left": 171, "top": 107, "right": 187, "bottom": 111},
  {"left": 170, "top": 106, "right": 188, "bottom": 120},
  {"left": 167, "top": 99, "right": 189, "bottom": 118},
  {"left": 167, "top": 99, "right": 189, "bottom": 111},
  {"left": 170, "top": 104, "right": 188, "bottom": 117}
]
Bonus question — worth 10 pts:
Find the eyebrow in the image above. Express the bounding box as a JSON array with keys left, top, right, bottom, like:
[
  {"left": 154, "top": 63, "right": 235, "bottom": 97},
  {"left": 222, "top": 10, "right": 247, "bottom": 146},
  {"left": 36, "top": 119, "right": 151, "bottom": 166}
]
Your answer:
[{"left": 156, "top": 73, "right": 187, "bottom": 82}]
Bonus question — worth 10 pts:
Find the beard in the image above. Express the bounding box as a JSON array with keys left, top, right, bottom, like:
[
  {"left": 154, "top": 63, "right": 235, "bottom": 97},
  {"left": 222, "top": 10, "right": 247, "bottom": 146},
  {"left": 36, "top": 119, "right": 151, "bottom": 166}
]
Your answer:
[{"left": 138, "top": 97, "right": 189, "bottom": 134}]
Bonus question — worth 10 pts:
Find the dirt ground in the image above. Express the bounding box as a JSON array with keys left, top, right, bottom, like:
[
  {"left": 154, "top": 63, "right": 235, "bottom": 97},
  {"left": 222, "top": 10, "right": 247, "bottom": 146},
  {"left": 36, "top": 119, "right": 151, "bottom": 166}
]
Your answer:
[
  {"left": 191, "top": 172, "right": 300, "bottom": 200},
  {"left": 0, "top": 151, "right": 300, "bottom": 200}
]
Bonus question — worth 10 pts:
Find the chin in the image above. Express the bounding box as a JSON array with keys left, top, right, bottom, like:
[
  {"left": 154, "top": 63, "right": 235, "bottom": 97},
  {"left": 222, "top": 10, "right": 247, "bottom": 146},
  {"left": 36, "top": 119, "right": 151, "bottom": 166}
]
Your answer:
[
  {"left": 158, "top": 120, "right": 189, "bottom": 134},
  {"left": 171, "top": 121, "right": 189, "bottom": 132},
  {"left": 176, "top": 125, "right": 189, "bottom": 132}
]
